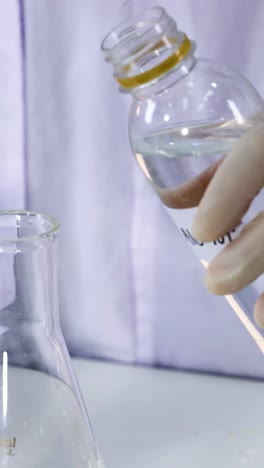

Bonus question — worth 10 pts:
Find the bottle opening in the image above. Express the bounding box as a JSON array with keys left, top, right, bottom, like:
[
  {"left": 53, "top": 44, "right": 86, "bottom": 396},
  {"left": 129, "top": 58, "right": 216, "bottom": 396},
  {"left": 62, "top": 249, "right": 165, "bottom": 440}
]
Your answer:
[
  {"left": 0, "top": 211, "right": 60, "bottom": 250},
  {"left": 101, "top": 7, "right": 194, "bottom": 90},
  {"left": 101, "top": 7, "right": 165, "bottom": 55}
]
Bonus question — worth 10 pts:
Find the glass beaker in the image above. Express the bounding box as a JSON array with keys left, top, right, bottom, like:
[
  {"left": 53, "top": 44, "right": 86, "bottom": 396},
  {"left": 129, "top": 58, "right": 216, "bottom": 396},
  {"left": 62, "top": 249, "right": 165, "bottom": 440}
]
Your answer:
[{"left": 0, "top": 210, "right": 104, "bottom": 467}]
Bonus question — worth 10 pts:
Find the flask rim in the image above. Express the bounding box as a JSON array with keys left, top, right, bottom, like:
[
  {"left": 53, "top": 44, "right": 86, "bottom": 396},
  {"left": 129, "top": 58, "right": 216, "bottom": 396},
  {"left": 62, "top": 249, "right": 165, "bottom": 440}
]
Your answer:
[{"left": 0, "top": 210, "right": 60, "bottom": 244}]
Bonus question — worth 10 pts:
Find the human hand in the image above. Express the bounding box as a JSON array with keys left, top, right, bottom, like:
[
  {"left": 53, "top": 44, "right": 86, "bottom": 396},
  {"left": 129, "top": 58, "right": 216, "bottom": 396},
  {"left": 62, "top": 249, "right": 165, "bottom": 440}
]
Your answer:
[{"left": 192, "top": 123, "right": 264, "bottom": 326}]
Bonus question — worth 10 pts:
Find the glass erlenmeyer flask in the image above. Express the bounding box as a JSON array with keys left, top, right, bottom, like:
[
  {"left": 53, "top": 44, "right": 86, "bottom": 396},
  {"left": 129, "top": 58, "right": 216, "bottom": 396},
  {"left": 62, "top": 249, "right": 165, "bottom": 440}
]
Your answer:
[{"left": 0, "top": 210, "right": 104, "bottom": 467}]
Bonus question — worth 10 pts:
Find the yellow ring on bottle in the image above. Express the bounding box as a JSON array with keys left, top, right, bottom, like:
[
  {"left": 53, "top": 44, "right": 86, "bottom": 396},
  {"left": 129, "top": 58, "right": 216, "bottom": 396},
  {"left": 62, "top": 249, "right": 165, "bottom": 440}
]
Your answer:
[{"left": 116, "top": 34, "right": 192, "bottom": 89}]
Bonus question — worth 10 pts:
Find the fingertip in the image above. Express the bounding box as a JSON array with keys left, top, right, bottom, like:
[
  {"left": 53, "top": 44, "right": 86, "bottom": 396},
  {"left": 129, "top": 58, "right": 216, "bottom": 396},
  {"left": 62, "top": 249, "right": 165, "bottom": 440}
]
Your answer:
[
  {"left": 254, "top": 295, "right": 264, "bottom": 329},
  {"left": 192, "top": 211, "right": 216, "bottom": 242},
  {"left": 204, "top": 260, "right": 243, "bottom": 296},
  {"left": 204, "top": 271, "right": 226, "bottom": 296}
]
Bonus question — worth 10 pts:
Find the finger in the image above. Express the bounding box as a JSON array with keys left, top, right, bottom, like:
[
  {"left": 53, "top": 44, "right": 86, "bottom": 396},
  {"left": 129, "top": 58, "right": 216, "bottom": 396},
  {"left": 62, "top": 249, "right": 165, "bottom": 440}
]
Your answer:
[
  {"left": 192, "top": 123, "right": 264, "bottom": 242},
  {"left": 205, "top": 211, "right": 264, "bottom": 295},
  {"left": 157, "top": 158, "right": 222, "bottom": 208},
  {"left": 254, "top": 293, "right": 264, "bottom": 328}
]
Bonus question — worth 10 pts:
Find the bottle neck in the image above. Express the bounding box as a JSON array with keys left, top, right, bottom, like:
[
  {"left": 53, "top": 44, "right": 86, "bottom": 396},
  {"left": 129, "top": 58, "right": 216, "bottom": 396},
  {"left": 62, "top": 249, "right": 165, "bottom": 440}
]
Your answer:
[
  {"left": 130, "top": 52, "right": 196, "bottom": 98},
  {"left": 102, "top": 7, "right": 196, "bottom": 98}
]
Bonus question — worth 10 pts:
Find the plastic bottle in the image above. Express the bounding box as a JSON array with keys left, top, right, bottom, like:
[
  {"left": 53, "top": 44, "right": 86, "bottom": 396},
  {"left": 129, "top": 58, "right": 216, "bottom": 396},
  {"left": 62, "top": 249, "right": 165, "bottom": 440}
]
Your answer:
[{"left": 101, "top": 7, "right": 264, "bottom": 351}]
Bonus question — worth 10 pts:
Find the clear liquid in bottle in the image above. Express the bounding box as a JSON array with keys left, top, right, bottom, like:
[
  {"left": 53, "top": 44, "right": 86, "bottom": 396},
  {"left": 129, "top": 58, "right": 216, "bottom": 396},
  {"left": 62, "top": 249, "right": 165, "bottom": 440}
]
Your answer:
[{"left": 132, "top": 118, "right": 264, "bottom": 348}]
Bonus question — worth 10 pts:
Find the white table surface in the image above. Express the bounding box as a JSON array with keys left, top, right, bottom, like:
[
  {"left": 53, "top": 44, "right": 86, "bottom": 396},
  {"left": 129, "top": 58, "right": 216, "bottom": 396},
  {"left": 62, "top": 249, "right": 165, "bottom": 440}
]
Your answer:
[{"left": 73, "top": 358, "right": 264, "bottom": 468}]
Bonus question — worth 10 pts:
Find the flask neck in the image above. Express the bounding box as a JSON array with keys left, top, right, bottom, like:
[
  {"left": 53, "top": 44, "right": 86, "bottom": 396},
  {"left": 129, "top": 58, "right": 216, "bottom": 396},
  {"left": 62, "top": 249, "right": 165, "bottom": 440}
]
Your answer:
[
  {"left": 16, "top": 237, "right": 60, "bottom": 328},
  {"left": 0, "top": 211, "right": 60, "bottom": 330}
]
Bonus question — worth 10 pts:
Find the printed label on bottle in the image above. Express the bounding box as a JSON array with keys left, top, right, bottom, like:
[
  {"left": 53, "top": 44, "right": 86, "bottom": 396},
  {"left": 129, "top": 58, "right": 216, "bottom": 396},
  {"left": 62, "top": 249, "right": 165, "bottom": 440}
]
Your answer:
[
  {"left": 165, "top": 206, "right": 243, "bottom": 262},
  {"left": 0, "top": 438, "right": 16, "bottom": 456}
]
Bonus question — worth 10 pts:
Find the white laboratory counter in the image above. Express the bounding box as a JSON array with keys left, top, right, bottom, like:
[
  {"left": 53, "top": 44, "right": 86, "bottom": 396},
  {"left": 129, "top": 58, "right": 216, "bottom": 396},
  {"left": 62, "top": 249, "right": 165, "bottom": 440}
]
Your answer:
[{"left": 73, "top": 358, "right": 264, "bottom": 468}]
